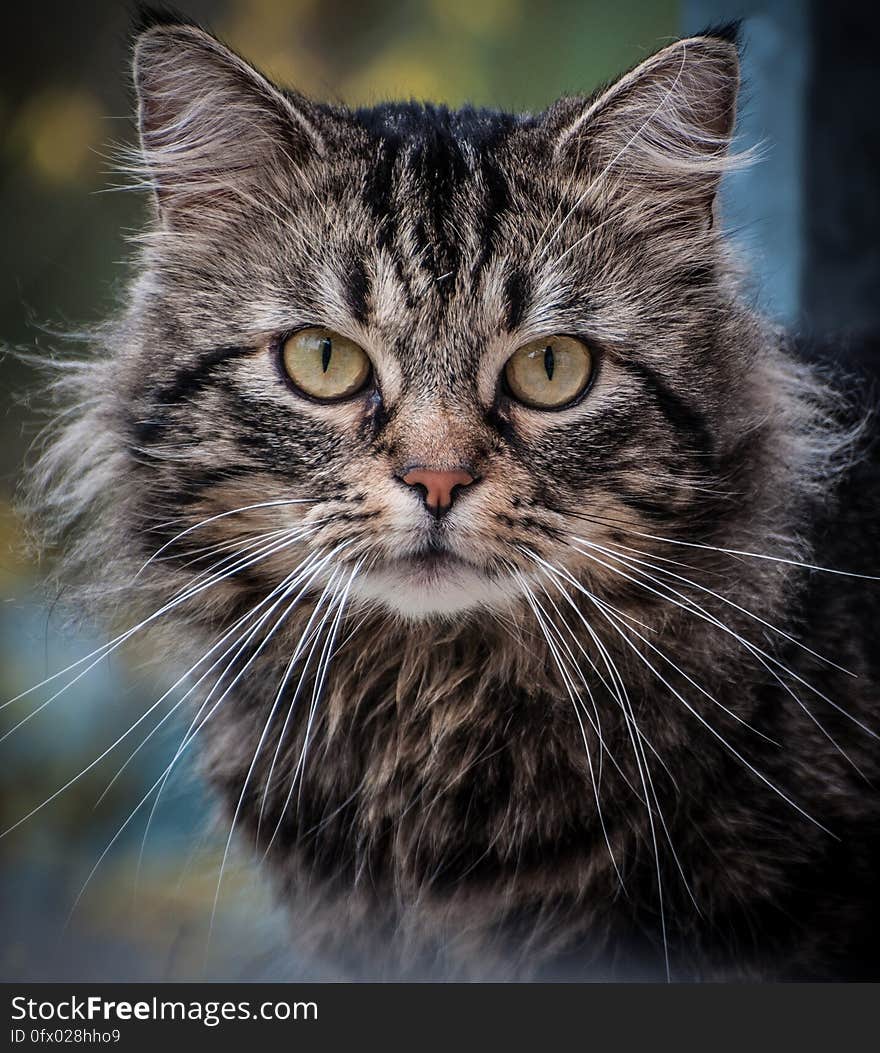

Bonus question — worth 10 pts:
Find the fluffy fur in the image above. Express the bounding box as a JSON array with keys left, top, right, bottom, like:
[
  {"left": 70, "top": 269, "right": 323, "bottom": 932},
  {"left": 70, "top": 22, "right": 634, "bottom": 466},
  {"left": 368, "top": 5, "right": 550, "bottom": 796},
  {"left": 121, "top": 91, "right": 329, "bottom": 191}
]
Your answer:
[{"left": 21, "top": 16, "right": 880, "bottom": 979}]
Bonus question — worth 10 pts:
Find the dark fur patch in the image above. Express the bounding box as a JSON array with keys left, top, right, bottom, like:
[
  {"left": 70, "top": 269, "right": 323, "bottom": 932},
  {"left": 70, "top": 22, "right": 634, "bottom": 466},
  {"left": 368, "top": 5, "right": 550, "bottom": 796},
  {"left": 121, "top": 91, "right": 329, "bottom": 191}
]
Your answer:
[
  {"left": 502, "top": 269, "right": 529, "bottom": 331},
  {"left": 344, "top": 257, "right": 370, "bottom": 323},
  {"left": 619, "top": 359, "right": 715, "bottom": 462}
]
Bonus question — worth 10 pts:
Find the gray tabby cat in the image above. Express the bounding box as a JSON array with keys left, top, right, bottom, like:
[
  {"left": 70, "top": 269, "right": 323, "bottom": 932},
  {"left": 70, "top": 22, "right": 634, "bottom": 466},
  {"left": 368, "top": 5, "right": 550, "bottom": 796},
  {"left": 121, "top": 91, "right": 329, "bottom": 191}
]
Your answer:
[{"left": 21, "top": 13, "right": 880, "bottom": 980}]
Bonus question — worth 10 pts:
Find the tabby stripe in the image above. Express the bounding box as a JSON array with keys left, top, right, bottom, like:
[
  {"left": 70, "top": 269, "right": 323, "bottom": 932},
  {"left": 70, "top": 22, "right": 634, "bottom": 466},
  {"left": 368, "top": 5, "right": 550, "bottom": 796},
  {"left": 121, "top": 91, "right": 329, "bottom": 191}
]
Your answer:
[
  {"left": 503, "top": 269, "right": 530, "bottom": 332},
  {"left": 152, "top": 346, "right": 256, "bottom": 406},
  {"left": 132, "top": 346, "right": 256, "bottom": 443},
  {"left": 619, "top": 360, "right": 714, "bottom": 460},
  {"left": 344, "top": 257, "right": 370, "bottom": 324},
  {"left": 470, "top": 156, "right": 511, "bottom": 287},
  {"left": 361, "top": 137, "right": 414, "bottom": 305}
]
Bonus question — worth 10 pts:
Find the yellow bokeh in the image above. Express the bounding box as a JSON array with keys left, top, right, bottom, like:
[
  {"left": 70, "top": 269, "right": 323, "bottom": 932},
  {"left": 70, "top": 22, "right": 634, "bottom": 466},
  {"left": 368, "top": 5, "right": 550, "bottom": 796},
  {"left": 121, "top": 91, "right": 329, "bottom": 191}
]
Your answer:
[
  {"left": 0, "top": 498, "right": 30, "bottom": 589},
  {"left": 341, "top": 45, "right": 483, "bottom": 107},
  {"left": 428, "top": 0, "right": 523, "bottom": 35},
  {"left": 11, "top": 88, "right": 103, "bottom": 186},
  {"left": 219, "top": 0, "right": 327, "bottom": 95}
]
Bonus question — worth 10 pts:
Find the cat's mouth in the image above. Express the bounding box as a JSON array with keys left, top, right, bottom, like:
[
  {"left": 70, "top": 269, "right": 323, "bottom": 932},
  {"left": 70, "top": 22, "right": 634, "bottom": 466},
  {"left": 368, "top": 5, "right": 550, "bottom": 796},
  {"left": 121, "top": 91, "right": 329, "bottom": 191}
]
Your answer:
[
  {"left": 354, "top": 541, "right": 515, "bottom": 618},
  {"left": 389, "top": 544, "right": 477, "bottom": 582}
]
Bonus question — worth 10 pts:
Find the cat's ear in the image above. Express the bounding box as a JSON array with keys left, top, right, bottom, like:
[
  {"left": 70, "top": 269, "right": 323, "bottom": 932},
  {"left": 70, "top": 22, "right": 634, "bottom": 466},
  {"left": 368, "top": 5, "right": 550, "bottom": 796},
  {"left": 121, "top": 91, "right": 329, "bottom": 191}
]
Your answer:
[
  {"left": 544, "top": 32, "right": 741, "bottom": 222},
  {"left": 132, "top": 20, "right": 324, "bottom": 225}
]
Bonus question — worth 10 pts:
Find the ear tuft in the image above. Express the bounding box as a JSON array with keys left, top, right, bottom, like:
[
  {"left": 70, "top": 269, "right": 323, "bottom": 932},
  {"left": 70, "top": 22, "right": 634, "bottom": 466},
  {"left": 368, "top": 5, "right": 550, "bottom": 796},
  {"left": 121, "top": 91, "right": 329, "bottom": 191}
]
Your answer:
[
  {"left": 696, "top": 20, "right": 742, "bottom": 47},
  {"left": 131, "top": 4, "right": 199, "bottom": 38},
  {"left": 545, "top": 35, "right": 744, "bottom": 220},
  {"left": 131, "top": 22, "right": 324, "bottom": 225}
]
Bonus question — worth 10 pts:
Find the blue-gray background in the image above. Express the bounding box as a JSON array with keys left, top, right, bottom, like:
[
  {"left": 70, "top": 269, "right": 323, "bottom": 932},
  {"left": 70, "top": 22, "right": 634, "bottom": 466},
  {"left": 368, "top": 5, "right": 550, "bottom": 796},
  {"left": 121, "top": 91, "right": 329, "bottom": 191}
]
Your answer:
[{"left": 1, "top": 0, "right": 877, "bottom": 980}]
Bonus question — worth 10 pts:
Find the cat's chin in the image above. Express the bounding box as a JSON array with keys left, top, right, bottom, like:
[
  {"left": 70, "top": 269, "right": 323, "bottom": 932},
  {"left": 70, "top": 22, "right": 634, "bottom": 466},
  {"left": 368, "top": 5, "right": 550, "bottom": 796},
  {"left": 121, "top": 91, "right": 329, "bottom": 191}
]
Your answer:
[{"left": 353, "top": 551, "right": 517, "bottom": 620}]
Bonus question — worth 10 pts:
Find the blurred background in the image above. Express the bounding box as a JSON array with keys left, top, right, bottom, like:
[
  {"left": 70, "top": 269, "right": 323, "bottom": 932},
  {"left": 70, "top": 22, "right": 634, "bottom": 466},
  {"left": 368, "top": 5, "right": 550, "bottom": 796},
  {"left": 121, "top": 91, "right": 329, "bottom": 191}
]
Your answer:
[{"left": 1, "top": 0, "right": 877, "bottom": 980}]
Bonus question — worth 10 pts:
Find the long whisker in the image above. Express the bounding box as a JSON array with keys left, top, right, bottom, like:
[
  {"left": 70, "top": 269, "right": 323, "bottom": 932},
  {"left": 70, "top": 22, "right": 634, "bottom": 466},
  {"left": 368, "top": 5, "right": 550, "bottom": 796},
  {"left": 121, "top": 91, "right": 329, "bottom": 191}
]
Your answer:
[
  {"left": 0, "top": 537, "right": 324, "bottom": 842},
  {"left": 1, "top": 523, "right": 313, "bottom": 728},
  {"left": 529, "top": 573, "right": 607, "bottom": 789},
  {"left": 521, "top": 560, "right": 653, "bottom": 795},
  {"left": 526, "top": 552, "right": 679, "bottom": 793},
  {"left": 162, "top": 527, "right": 296, "bottom": 584},
  {"left": 535, "top": 558, "right": 675, "bottom": 973},
  {"left": 580, "top": 543, "right": 874, "bottom": 780},
  {"left": 113, "top": 544, "right": 334, "bottom": 835},
  {"left": 525, "top": 548, "right": 838, "bottom": 833},
  {"left": 262, "top": 562, "right": 360, "bottom": 858},
  {"left": 572, "top": 513, "right": 880, "bottom": 581},
  {"left": 255, "top": 570, "right": 354, "bottom": 846},
  {"left": 67, "top": 544, "right": 350, "bottom": 927},
  {"left": 572, "top": 528, "right": 857, "bottom": 677},
  {"left": 294, "top": 562, "right": 361, "bottom": 810},
  {"left": 95, "top": 551, "right": 322, "bottom": 810},
  {"left": 572, "top": 536, "right": 877, "bottom": 748},
  {"left": 136, "top": 545, "right": 350, "bottom": 878},
  {"left": 579, "top": 578, "right": 835, "bottom": 838},
  {"left": 526, "top": 553, "right": 701, "bottom": 946},
  {"left": 508, "top": 563, "right": 625, "bottom": 892},
  {"left": 540, "top": 547, "right": 778, "bottom": 747},
  {"left": 134, "top": 497, "right": 319, "bottom": 579},
  {"left": 206, "top": 557, "right": 360, "bottom": 952}
]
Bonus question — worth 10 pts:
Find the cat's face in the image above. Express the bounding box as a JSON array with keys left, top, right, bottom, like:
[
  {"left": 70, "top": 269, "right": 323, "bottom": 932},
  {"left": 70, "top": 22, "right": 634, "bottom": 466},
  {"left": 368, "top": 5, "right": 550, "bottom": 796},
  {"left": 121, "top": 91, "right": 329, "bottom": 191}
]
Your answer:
[{"left": 123, "top": 22, "right": 745, "bottom": 621}]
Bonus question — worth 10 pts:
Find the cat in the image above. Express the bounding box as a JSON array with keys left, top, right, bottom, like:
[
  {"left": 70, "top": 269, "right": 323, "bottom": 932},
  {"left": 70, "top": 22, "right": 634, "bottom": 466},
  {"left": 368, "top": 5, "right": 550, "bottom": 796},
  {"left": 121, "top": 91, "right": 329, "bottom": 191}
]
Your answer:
[{"left": 19, "top": 11, "right": 880, "bottom": 980}]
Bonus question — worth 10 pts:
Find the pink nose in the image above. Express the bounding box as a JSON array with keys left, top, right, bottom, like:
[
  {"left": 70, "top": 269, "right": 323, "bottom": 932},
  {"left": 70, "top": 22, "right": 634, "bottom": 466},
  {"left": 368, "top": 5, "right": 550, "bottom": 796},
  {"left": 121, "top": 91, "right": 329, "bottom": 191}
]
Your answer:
[{"left": 401, "top": 467, "right": 475, "bottom": 515}]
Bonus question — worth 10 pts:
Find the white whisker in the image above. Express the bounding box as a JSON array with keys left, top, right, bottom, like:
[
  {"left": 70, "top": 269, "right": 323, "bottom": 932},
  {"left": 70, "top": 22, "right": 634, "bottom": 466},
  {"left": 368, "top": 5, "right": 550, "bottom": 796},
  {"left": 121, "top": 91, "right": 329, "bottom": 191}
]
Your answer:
[
  {"left": 262, "top": 560, "right": 360, "bottom": 858},
  {"left": 573, "top": 536, "right": 877, "bottom": 751},
  {"left": 587, "top": 586, "right": 834, "bottom": 838},
  {"left": 508, "top": 563, "right": 625, "bottom": 892}
]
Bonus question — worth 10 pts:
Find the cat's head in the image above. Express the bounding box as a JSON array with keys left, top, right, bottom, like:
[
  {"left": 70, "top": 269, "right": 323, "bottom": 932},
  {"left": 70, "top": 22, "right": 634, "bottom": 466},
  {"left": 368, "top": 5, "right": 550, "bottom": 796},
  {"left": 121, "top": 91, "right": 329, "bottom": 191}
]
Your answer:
[{"left": 56, "top": 19, "right": 764, "bottom": 624}]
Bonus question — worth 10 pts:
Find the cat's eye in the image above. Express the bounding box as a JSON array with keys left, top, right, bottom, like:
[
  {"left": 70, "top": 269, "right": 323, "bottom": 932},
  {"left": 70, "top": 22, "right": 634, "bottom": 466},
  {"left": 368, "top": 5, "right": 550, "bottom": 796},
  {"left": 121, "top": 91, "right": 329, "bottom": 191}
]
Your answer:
[
  {"left": 504, "top": 335, "right": 594, "bottom": 409},
  {"left": 281, "top": 327, "right": 372, "bottom": 401}
]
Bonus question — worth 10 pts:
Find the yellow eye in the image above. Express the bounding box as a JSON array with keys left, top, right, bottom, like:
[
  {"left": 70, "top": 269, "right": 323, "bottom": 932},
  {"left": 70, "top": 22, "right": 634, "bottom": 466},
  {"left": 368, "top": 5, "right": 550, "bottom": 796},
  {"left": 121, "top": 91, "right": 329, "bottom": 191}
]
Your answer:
[
  {"left": 281, "top": 327, "right": 372, "bottom": 401},
  {"left": 504, "top": 335, "right": 594, "bottom": 409}
]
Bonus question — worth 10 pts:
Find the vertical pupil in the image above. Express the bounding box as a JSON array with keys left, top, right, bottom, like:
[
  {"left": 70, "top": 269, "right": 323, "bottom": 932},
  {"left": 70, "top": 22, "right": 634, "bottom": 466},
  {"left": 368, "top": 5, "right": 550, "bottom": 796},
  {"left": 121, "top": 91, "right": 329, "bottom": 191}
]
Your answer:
[
  {"left": 543, "top": 344, "right": 555, "bottom": 381},
  {"left": 320, "top": 337, "right": 332, "bottom": 373}
]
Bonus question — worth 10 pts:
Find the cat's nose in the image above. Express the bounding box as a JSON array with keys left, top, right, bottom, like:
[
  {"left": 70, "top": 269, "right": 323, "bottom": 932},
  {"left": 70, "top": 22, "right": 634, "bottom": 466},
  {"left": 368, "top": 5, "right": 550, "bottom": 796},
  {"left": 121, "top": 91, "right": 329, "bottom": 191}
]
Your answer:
[{"left": 400, "top": 466, "right": 476, "bottom": 517}]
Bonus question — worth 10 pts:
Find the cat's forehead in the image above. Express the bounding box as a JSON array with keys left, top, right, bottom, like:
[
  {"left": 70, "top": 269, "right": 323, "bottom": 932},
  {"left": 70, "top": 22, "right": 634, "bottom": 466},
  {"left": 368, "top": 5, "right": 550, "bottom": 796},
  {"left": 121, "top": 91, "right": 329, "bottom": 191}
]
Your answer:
[
  {"left": 326, "top": 101, "right": 538, "bottom": 268},
  {"left": 293, "top": 103, "right": 582, "bottom": 366},
  {"left": 347, "top": 100, "right": 530, "bottom": 153}
]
